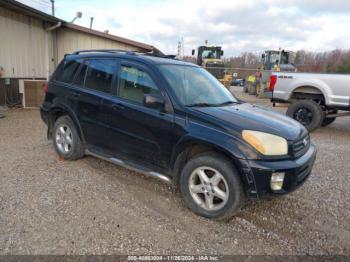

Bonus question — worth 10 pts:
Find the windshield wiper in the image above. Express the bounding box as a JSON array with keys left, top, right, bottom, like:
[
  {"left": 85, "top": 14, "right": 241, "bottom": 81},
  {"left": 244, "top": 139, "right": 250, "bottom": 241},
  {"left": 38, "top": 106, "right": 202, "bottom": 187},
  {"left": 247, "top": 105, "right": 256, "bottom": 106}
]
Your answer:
[
  {"left": 186, "top": 102, "right": 217, "bottom": 107},
  {"left": 186, "top": 101, "right": 240, "bottom": 107},
  {"left": 215, "top": 101, "right": 238, "bottom": 106}
]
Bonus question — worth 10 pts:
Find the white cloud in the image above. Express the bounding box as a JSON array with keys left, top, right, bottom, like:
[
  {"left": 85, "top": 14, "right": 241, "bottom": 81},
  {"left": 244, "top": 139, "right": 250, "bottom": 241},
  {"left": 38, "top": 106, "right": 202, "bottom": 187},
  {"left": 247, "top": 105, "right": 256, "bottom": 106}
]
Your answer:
[{"left": 18, "top": 0, "right": 350, "bottom": 56}]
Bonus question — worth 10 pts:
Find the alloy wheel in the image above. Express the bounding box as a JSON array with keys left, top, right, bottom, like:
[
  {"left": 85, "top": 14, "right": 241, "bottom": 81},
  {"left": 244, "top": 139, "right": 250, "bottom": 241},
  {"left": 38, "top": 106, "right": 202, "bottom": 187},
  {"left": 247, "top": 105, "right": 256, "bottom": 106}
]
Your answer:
[
  {"left": 188, "top": 166, "right": 229, "bottom": 211},
  {"left": 55, "top": 124, "right": 73, "bottom": 154},
  {"left": 295, "top": 108, "right": 313, "bottom": 126}
]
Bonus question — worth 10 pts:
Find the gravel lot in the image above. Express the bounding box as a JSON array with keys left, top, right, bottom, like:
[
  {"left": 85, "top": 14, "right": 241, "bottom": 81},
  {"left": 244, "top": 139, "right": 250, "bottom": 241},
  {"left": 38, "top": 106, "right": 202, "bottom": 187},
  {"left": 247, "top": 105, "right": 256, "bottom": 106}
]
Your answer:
[{"left": 0, "top": 87, "right": 349, "bottom": 255}]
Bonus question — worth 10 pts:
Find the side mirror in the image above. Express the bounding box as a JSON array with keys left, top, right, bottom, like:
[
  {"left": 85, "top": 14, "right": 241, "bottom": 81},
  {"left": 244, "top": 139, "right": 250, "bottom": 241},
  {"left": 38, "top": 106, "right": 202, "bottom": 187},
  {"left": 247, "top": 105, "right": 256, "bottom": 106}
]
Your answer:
[
  {"left": 221, "top": 50, "right": 224, "bottom": 56},
  {"left": 192, "top": 49, "right": 195, "bottom": 56},
  {"left": 261, "top": 53, "right": 265, "bottom": 59},
  {"left": 143, "top": 94, "right": 165, "bottom": 109}
]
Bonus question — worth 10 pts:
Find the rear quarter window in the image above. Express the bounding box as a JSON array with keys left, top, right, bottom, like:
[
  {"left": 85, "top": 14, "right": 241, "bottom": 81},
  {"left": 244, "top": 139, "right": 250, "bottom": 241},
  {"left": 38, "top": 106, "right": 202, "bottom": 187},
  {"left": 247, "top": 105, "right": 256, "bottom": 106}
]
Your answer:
[
  {"left": 84, "top": 59, "right": 117, "bottom": 93},
  {"left": 55, "top": 60, "right": 81, "bottom": 83}
]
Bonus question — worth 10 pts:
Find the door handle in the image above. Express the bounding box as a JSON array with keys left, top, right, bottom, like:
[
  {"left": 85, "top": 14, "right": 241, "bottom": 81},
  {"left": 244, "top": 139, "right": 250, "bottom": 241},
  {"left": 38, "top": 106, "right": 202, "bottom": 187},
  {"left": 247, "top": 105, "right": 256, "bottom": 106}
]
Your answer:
[{"left": 111, "top": 103, "right": 125, "bottom": 111}]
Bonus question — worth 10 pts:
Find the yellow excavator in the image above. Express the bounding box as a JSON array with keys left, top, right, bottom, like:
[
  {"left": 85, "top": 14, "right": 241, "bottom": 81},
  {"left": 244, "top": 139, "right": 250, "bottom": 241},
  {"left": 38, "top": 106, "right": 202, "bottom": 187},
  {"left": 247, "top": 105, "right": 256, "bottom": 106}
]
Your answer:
[{"left": 192, "top": 42, "right": 232, "bottom": 86}]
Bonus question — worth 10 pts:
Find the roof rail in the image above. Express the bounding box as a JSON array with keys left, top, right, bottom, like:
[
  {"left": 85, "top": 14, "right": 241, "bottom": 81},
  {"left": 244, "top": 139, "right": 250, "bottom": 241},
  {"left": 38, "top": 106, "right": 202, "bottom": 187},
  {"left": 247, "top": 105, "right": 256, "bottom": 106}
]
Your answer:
[
  {"left": 137, "top": 50, "right": 177, "bottom": 60},
  {"left": 72, "top": 49, "right": 135, "bottom": 55}
]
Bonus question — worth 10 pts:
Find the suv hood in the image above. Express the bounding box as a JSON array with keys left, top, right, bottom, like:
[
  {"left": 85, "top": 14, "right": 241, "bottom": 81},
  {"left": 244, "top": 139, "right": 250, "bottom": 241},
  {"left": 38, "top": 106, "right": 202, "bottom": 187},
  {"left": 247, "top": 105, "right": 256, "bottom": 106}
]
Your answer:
[{"left": 191, "top": 103, "right": 306, "bottom": 141}]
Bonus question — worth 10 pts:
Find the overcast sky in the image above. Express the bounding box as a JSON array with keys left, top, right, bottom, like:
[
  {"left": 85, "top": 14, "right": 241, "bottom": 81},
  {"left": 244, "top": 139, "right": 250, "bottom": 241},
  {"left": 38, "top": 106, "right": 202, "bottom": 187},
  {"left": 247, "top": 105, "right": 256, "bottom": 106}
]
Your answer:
[{"left": 19, "top": 0, "right": 350, "bottom": 56}]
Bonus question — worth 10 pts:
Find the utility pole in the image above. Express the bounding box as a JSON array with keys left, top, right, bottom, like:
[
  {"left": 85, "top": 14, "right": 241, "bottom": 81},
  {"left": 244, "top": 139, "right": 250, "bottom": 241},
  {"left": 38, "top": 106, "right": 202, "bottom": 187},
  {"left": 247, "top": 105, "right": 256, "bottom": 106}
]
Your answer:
[
  {"left": 50, "top": 0, "right": 55, "bottom": 16},
  {"left": 177, "top": 41, "right": 182, "bottom": 58},
  {"left": 90, "top": 17, "right": 94, "bottom": 29}
]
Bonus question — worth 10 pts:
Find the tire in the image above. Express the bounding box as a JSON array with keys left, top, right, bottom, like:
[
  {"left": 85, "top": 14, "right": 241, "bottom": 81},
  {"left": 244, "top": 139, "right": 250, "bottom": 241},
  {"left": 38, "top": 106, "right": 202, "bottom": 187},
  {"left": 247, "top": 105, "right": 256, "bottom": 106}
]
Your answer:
[
  {"left": 321, "top": 117, "right": 336, "bottom": 127},
  {"left": 179, "top": 152, "right": 244, "bottom": 220},
  {"left": 53, "top": 115, "right": 84, "bottom": 160},
  {"left": 321, "top": 110, "right": 337, "bottom": 127},
  {"left": 286, "top": 100, "right": 324, "bottom": 132}
]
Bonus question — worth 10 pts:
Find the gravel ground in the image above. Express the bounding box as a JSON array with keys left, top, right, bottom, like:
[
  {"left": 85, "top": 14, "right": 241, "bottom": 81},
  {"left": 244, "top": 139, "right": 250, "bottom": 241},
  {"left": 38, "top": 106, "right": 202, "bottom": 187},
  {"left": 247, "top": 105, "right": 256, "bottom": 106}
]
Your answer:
[{"left": 0, "top": 87, "right": 349, "bottom": 255}]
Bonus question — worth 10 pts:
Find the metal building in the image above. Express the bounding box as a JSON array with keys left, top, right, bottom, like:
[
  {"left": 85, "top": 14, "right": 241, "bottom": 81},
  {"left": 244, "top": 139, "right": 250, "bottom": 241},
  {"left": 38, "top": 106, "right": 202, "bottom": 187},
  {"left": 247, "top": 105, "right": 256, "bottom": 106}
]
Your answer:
[{"left": 0, "top": 0, "right": 155, "bottom": 106}]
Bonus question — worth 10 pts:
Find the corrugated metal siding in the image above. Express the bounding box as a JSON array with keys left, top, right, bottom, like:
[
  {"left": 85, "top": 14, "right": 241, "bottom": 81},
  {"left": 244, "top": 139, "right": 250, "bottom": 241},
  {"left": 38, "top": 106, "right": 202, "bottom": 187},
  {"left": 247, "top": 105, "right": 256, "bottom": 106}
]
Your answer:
[
  {"left": 57, "top": 28, "right": 144, "bottom": 62},
  {"left": 0, "top": 7, "right": 52, "bottom": 78}
]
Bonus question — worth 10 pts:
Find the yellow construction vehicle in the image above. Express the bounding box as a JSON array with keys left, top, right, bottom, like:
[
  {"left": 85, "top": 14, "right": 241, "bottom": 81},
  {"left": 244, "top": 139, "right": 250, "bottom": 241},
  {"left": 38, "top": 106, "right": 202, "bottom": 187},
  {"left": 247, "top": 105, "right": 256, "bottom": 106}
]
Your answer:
[
  {"left": 245, "top": 49, "right": 297, "bottom": 97},
  {"left": 192, "top": 42, "right": 231, "bottom": 86}
]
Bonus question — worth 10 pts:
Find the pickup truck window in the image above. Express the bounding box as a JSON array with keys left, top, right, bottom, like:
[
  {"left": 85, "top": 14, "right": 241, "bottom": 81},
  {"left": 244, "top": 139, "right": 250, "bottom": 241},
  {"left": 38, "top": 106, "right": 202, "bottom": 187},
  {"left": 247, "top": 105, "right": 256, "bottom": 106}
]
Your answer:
[{"left": 160, "top": 65, "right": 237, "bottom": 107}]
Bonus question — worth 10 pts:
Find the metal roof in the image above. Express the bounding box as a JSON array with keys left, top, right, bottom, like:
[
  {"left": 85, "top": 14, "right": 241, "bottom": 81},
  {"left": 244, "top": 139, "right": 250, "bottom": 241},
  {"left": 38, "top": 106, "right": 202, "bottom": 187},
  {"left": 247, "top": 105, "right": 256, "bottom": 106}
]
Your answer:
[{"left": 0, "top": 0, "right": 155, "bottom": 51}]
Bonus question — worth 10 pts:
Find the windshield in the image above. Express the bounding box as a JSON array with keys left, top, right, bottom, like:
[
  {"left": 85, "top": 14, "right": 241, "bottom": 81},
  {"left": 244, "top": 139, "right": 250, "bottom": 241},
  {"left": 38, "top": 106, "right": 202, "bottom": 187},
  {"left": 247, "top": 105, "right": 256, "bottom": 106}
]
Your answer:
[
  {"left": 159, "top": 65, "right": 238, "bottom": 107},
  {"left": 202, "top": 49, "right": 220, "bottom": 59},
  {"left": 268, "top": 52, "right": 279, "bottom": 65}
]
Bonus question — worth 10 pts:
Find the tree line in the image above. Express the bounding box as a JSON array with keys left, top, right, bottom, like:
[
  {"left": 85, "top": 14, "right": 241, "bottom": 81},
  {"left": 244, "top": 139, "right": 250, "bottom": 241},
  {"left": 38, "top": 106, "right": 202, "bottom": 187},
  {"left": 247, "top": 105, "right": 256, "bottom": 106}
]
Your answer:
[
  {"left": 184, "top": 49, "right": 350, "bottom": 73},
  {"left": 224, "top": 49, "right": 350, "bottom": 73}
]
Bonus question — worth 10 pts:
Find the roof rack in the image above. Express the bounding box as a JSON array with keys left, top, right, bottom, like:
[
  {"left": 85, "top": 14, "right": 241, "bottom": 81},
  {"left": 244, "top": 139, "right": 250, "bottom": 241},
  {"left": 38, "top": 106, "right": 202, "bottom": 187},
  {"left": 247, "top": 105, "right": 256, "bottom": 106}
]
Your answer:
[
  {"left": 72, "top": 49, "right": 135, "bottom": 55},
  {"left": 70, "top": 49, "right": 177, "bottom": 60},
  {"left": 136, "top": 50, "right": 177, "bottom": 60}
]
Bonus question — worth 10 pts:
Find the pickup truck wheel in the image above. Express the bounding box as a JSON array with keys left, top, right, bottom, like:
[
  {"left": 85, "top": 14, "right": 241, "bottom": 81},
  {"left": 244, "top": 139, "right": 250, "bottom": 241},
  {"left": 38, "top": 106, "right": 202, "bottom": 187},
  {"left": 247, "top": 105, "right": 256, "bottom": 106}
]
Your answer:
[
  {"left": 53, "top": 115, "right": 84, "bottom": 160},
  {"left": 180, "top": 152, "right": 244, "bottom": 220},
  {"left": 322, "top": 110, "right": 337, "bottom": 127},
  {"left": 322, "top": 117, "right": 336, "bottom": 127},
  {"left": 287, "top": 100, "right": 324, "bottom": 131}
]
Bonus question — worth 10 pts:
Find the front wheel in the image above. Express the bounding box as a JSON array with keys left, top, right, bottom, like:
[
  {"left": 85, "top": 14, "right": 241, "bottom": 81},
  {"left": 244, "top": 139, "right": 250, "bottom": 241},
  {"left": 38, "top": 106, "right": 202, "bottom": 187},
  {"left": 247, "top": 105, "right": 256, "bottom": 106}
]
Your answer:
[
  {"left": 180, "top": 152, "right": 244, "bottom": 220},
  {"left": 286, "top": 100, "right": 324, "bottom": 131}
]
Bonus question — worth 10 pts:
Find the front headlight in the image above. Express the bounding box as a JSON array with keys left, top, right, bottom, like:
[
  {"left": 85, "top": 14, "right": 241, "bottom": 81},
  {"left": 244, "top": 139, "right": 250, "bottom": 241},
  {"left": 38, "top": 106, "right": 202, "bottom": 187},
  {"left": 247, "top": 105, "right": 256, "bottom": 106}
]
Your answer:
[{"left": 242, "top": 130, "right": 288, "bottom": 156}]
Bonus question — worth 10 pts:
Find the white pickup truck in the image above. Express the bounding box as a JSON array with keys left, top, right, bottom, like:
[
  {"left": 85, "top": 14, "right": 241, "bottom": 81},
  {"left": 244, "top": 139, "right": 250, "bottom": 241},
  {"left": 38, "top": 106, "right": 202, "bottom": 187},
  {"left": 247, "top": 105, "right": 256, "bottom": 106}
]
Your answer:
[{"left": 270, "top": 72, "right": 350, "bottom": 131}]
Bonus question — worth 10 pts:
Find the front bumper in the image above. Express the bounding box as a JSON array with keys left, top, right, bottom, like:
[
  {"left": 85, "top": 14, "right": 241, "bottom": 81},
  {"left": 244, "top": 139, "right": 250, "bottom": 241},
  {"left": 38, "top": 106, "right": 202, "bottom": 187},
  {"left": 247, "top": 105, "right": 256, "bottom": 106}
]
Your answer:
[{"left": 241, "top": 144, "right": 317, "bottom": 198}]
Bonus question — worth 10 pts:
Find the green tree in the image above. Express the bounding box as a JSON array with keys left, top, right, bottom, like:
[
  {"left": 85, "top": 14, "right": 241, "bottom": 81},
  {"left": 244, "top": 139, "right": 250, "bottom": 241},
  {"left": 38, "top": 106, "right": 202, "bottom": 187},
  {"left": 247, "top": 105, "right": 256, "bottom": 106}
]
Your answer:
[{"left": 336, "top": 59, "right": 350, "bottom": 73}]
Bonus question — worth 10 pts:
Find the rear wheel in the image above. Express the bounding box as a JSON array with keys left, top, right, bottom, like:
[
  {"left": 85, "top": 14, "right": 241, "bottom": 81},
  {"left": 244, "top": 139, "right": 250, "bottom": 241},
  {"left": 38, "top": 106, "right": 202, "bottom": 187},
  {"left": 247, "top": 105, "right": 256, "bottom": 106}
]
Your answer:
[
  {"left": 53, "top": 115, "right": 84, "bottom": 160},
  {"left": 180, "top": 152, "right": 244, "bottom": 220},
  {"left": 322, "top": 117, "right": 336, "bottom": 127},
  {"left": 286, "top": 100, "right": 324, "bottom": 131},
  {"left": 322, "top": 110, "right": 337, "bottom": 127}
]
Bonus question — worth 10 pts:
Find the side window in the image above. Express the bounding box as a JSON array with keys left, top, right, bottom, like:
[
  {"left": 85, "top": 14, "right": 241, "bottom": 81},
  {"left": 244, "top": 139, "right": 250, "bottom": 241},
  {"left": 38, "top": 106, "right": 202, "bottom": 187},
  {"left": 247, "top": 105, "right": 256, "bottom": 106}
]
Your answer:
[
  {"left": 84, "top": 59, "right": 116, "bottom": 93},
  {"left": 73, "top": 62, "right": 87, "bottom": 86},
  {"left": 56, "top": 60, "right": 81, "bottom": 83},
  {"left": 118, "top": 65, "right": 160, "bottom": 104}
]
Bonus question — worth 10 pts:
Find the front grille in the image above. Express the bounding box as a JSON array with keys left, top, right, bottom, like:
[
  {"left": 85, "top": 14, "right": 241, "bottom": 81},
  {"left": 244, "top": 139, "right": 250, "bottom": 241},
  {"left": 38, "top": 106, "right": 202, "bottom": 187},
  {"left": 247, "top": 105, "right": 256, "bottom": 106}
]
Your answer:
[{"left": 292, "top": 134, "right": 310, "bottom": 158}]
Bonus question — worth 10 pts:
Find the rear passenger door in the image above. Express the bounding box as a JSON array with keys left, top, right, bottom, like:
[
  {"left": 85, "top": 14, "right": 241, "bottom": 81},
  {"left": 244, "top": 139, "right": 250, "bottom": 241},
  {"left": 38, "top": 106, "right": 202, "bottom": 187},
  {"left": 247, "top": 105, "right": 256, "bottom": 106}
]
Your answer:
[
  {"left": 103, "top": 61, "right": 175, "bottom": 168},
  {"left": 73, "top": 58, "right": 118, "bottom": 149}
]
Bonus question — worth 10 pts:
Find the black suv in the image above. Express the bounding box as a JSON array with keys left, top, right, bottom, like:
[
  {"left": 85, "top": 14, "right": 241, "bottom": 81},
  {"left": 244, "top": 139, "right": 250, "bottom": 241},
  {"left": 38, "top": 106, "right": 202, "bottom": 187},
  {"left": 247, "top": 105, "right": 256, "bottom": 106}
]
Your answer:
[{"left": 41, "top": 50, "right": 317, "bottom": 219}]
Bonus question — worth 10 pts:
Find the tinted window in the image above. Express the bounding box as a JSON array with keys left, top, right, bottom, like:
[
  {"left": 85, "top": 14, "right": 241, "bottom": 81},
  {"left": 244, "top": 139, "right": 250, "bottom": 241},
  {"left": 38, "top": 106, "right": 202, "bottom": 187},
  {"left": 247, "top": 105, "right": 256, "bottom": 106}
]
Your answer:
[
  {"left": 118, "top": 66, "right": 160, "bottom": 103},
  {"left": 84, "top": 59, "right": 116, "bottom": 93},
  {"left": 73, "top": 62, "right": 87, "bottom": 86},
  {"left": 56, "top": 60, "right": 81, "bottom": 83}
]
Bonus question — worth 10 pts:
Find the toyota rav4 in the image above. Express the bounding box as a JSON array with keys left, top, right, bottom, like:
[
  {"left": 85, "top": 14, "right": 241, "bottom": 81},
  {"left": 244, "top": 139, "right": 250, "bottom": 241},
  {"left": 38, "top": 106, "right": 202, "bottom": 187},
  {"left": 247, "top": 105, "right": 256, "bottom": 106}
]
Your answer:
[{"left": 41, "top": 50, "right": 317, "bottom": 219}]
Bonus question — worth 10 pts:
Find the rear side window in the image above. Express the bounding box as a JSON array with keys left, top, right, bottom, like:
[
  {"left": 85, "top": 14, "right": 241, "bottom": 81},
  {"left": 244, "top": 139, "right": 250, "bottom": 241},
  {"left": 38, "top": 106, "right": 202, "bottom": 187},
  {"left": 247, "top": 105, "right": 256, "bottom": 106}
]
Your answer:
[
  {"left": 118, "top": 66, "right": 160, "bottom": 103},
  {"left": 84, "top": 59, "right": 116, "bottom": 93},
  {"left": 73, "top": 62, "right": 87, "bottom": 86},
  {"left": 56, "top": 60, "right": 81, "bottom": 83}
]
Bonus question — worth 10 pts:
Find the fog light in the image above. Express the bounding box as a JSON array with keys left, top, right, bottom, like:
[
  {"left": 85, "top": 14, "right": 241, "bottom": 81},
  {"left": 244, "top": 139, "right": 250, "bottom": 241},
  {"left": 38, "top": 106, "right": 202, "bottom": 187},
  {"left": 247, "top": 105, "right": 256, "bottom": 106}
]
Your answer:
[{"left": 271, "top": 172, "right": 285, "bottom": 190}]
